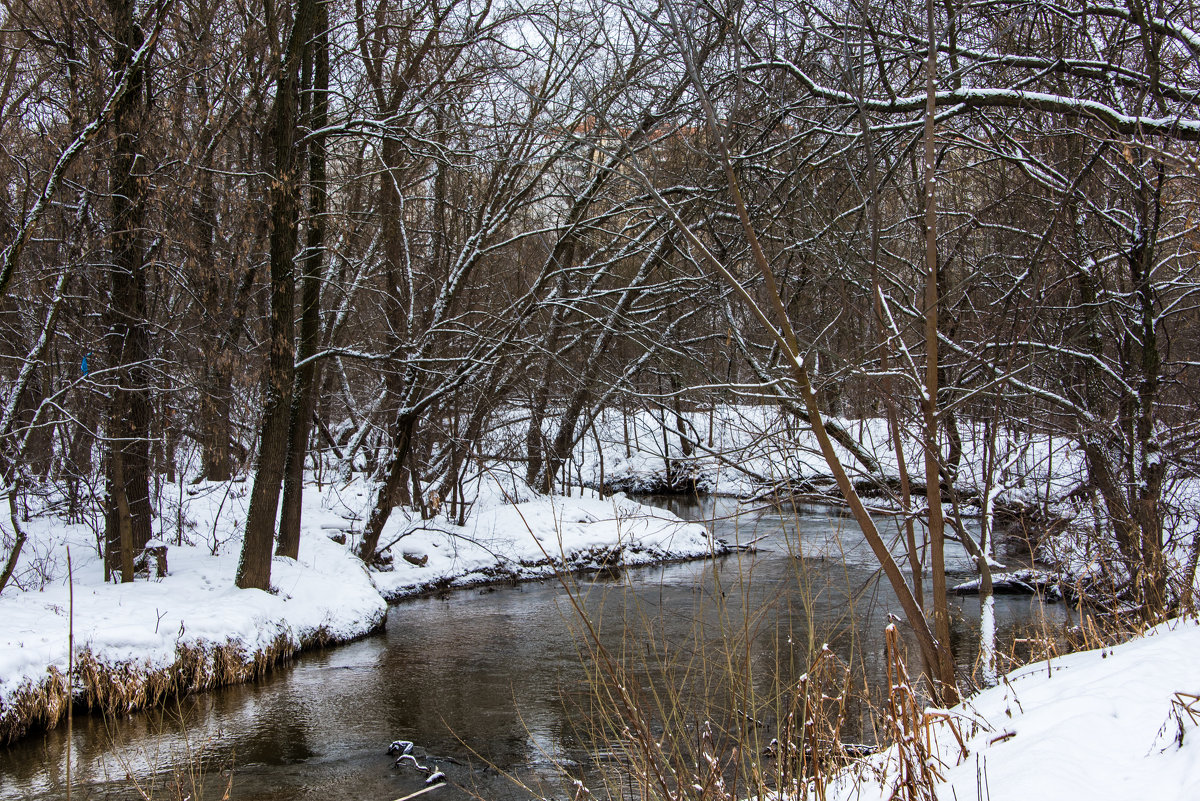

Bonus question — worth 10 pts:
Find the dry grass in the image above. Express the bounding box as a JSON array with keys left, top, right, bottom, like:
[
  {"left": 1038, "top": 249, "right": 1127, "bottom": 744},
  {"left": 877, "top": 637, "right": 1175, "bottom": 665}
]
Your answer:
[
  {"left": 875, "top": 624, "right": 963, "bottom": 801},
  {"left": 553, "top": 497, "right": 1120, "bottom": 801},
  {"left": 0, "top": 666, "right": 71, "bottom": 745},
  {"left": 560, "top": 591, "right": 968, "bottom": 801},
  {"left": 549, "top": 508, "right": 883, "bottom": 801},
  {"left": 0, "top": 618, "right": 382, "bottom": 746},
  {"left": 767, "top": 645, "right": 857, "bottom": 800}
]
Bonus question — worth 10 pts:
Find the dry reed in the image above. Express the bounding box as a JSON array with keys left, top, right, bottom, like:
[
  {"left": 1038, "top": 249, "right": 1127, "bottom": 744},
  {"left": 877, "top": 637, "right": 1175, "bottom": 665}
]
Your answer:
[{"left": 0, "top": 615, "right": 384, "bottom": 746}]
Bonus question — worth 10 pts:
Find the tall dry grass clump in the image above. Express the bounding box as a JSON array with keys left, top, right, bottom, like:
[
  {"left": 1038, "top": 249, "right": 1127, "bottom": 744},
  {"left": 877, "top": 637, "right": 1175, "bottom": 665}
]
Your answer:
[
  {"left": 767, "top": 645, "right": 857, "bottom": 800},
  {"left": 0, "top": 667, "right": 71, "bottom": 745},
  {"left": 550, "top": 503, "right": 885, "bottom": 801},
  {"left": 1, "top": 608, "right": 384, "bottom": 746},
  {"left": 3, "top": 630, "right": 319, "bottom": 745},
  {"left": 876, "top": 623, "right": 965, "bottom": 801}
]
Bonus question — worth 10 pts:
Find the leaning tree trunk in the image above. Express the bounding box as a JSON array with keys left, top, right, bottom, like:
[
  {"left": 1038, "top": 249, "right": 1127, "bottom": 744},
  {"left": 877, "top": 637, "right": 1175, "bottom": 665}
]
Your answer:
[{"left": 357, "top": 411, "right": 419, "bottom": 561}]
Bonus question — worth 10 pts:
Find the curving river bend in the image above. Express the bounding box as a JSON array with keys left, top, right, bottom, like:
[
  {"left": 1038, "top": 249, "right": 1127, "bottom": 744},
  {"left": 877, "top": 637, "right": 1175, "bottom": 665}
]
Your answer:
[{"left": 0, "top": 496, "right": 1075, "bottom": 800}]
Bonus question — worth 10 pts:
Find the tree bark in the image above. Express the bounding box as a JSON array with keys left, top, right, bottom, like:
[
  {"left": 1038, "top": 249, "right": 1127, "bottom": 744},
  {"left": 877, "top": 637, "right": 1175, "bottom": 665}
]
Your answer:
[
  {"left": 357, "top": 411, "right": 418, "bottom": 561},
  {"left": 0, "top": 471, "right": 27, "bottom": 595},
  {"left": 191, "top": 104, "right": 234, "bottom": 482},
  {"left": 237, "top": 0, "right": 319, "bottom": 590},
  {"left": 278, "top": 6, "right": 329, "bottom": 560},
  {"left": 921, "top": 0, "right": 957, "bottom": 696},
  {"left": 1128, "top": 164, "right": 1166, "bottom": 618},
  {"left": 103, "top": 0, "right": 153, "bottom": 580}
]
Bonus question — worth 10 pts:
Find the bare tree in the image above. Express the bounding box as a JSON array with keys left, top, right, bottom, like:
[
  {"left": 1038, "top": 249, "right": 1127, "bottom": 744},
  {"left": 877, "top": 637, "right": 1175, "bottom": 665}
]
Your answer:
[{"left": 236, "top": 0, "right": 321, "bottom": 591}]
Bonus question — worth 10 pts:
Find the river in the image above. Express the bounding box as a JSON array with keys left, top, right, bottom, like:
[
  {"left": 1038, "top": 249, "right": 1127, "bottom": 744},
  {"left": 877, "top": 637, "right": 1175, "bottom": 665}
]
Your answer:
[{"left": 0, "top": 495, "right": 1075, "bottom": 800}]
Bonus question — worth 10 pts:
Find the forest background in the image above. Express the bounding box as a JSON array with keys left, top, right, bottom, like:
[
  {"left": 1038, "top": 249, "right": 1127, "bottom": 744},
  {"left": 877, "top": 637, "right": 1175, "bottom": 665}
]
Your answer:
[{"left": 1, "top": 0, "right": 1199, "bottom": 704}]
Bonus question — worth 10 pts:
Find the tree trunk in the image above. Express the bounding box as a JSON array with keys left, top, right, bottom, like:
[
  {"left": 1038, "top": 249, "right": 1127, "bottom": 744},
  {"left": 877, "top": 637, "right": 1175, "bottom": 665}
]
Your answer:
[
  {"left": 920, "top": 0, "right": 957, "bottom": 697},
  {"left": 236, "top": 0, "right": 319, "bottom": 590},
  {"left": 200, "top": 353, "right": 233, "bottom": 481},
  {"left": 103, "top": 0, "right": 153, "bottom": 579},
  {"left": 0, "top": 469, "right": 27, "bottom": 594},
  {"left": 858, "top": 98, "right": 923, "bottom": 608},
  {"left": 979, "top": 417, "right": 1000, "bottom": 687},
  {"left": 669, "top": 375, "right": 694, "bottom": 460},
  {"left": 1128, "top": 165, "right": 1166, "bottom": 618},
  {"left": 358, "top": 412, "right": 418, "bottom": 561},
  {"left": 278, "top": 8, "right": 328, "bottom": 560},
  {"left": 192, "top": 118, "right": 234, "bottom": 482}
]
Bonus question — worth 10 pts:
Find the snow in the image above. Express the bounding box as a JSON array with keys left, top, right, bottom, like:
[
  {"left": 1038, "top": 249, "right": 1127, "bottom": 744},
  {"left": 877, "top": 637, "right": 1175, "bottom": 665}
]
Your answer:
[
  {"left": 979, "top": 593, "right": 997, "bottom": 688},
  {"left": 559, "top": 405, "right": 1200, "bottom": 600},
  {"left": 0, "top": 474, "right": 714, "bottom": 738},
  {"left": 366, "top": 490, "right": 717, "bottom": 600},
  {"left": 564, "top": 404, "right": 1087, "bottom": 504},
  {"left": 4, "top": 405, "right": 1200, "bottom": 801},
  {"left": 0, "top": 501, "right": 388, "bottom": 713},
  {"left": 818, "top": 617, "right": 1200, "bottom": 801},
  {"left": 951, "top": 568, "right": 1062, "bottom": 597}
]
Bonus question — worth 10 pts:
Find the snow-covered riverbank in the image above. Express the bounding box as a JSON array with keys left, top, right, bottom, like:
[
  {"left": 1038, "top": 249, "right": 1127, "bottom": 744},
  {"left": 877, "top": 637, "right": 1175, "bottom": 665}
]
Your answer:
[
  {"left": 821, "top": 616, "right": 1200, "bottom": 801},
  {"left": 4, "top": 402, "right": 1199, "bottom": 801},
  {"left": 569, "top": 405, "right": 1082, "bottom": 503},
  {"left": 0, "top": 475, "right": 717, "bottom": 745},
  {"left": 567, "top": 406, "right": 1200, "bottom": 597}
]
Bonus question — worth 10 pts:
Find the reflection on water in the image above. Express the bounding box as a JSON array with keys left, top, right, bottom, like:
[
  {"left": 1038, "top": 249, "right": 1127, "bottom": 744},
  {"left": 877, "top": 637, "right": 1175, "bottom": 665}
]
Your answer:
[{"left": 0, "top": 496, "right": 1078, "bottom": 801}]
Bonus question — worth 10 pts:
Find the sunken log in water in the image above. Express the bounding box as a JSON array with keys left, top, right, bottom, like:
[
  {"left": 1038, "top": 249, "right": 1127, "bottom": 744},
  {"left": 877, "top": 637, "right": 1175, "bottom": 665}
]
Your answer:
[{"left": 952, "top": 568, "right": 1064, "bottom": 600}]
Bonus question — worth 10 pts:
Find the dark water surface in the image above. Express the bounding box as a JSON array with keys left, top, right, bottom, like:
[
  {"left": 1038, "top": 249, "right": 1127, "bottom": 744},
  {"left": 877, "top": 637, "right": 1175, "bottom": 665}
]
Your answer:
[{"left": 0, "top": 496, "right": 1075, "bottom": 800}]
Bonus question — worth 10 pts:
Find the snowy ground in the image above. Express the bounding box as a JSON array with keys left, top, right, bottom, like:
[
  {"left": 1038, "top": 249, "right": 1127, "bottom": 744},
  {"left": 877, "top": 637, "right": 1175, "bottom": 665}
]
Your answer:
[
  {"left": 0, "top": 470, "right": 716, "bottom": 743},
  {"left": 819, "top": 616, "right": 1200, "bottom": 801},
  {"left": 4, "top": 402, "right": 1200, "bottom": 801},
  {"left": 551, "top": 405, "right": 1200, "bottom": 596},
  {"left": 563, "top": 405, "right": 1082, "bottom": 503}
]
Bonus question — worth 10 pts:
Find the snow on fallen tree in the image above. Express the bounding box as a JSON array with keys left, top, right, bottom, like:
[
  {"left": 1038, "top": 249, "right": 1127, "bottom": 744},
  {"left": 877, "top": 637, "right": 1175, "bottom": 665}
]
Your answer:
[{"left": 951, "top": 568, "right": 1065, "bottom": 599}]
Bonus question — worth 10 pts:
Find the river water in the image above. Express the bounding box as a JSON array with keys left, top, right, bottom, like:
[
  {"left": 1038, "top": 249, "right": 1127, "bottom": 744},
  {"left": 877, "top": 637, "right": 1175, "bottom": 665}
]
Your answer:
[{"left": 0, "top": 496, "right": 1075, "bottom": 801}]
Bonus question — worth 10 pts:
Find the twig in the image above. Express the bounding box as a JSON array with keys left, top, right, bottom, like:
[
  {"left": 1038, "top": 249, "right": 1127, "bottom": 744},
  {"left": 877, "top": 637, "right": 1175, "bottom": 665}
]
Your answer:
[
  {"left": 390, "top": 782, "right": 447, "bottom": 801},
  {"left": 988, "top": 730, "right": 1016, "bottom": 745},
  {"left": 67, "top": 546, "right": 74, "bottom": 801}
]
